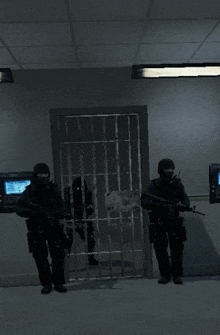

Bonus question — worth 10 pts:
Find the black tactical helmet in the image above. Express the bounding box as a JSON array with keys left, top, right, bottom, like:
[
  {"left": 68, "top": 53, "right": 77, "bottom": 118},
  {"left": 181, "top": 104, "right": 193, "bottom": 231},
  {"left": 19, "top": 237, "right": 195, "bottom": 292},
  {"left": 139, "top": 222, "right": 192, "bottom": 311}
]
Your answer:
[
  {"left": 33, "top": 163, "right": 50, "bottom": 176},
  {"left": 157, "top": 159, "right": 175, "bottom": 174}
]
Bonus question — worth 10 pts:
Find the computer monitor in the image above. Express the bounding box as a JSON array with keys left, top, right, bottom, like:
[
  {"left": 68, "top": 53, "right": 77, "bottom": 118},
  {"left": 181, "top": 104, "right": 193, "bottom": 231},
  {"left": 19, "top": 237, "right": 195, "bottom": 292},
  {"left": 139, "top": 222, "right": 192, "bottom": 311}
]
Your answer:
[{"left": 4, "top": 179, "right": 31, "bottom": 195}]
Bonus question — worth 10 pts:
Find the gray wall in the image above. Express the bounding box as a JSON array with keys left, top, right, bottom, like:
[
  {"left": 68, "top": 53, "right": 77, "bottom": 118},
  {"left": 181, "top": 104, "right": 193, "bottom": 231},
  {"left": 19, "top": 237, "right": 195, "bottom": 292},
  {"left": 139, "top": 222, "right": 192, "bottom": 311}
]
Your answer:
[{"left": 1, "top": 67, "right": 220, "bottom": 286}]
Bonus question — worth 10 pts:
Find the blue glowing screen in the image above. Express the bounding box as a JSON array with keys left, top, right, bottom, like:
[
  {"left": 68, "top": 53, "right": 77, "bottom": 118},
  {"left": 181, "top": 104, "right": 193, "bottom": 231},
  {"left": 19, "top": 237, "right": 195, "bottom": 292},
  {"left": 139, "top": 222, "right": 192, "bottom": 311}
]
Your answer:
[{"left": 4, "top": 180, "right": 31, "bottom": 195}]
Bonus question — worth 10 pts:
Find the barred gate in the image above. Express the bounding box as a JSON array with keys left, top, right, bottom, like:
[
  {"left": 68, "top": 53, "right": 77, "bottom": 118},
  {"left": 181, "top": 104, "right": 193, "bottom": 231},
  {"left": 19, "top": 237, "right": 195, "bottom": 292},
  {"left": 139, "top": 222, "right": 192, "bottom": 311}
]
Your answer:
[{"left": 50, "top": 106, "right": 151, "bottom": 282}]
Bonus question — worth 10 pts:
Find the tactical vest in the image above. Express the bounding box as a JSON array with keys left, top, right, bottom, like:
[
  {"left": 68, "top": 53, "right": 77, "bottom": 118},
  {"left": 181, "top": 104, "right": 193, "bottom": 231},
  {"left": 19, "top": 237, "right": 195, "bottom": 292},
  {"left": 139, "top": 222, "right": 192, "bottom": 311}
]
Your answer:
[{"left": 151, "top": 177, "right": 183, "bottom": 204}]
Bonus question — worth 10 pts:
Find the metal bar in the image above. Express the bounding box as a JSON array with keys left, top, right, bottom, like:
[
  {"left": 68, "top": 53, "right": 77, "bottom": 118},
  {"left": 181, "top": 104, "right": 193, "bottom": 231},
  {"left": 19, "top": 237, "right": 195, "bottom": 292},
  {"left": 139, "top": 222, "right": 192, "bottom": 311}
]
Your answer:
[
  {"left": 65, "top": 118, "right": 80, "bottom": 281},
  {"left": 62, "top": 140, "right": 130, "bottom": 144},
  {"left": 188, "top": 195, "right": 209, "bottom": 198},
  {"left": 90, "top": 116, "right": 102, "bottom": 278},
  {"left": 62, "top": 172, "right": 130, "bottom": 177},
  {"left": 74, "top": 217, "right": 141, "bottom": 221},
  {"left": 115, "top": 115, "right": 125, "bottom": 277},
  {"left": 69, "top": 275, "right": 144, "bottom": 282},
  {"left": 136, "top": 114, "right": 148, "bottom": 278},
  {"left": 65, "top": 114, "right": 138, "bottom": 118},
  {"left": 103, "top": 117, "right": 113, "bottom": 278},
  {"left": 58, "top": 120, "right": 71, "bottom": 282},
  {"left": 77, "top": 117, "right": 90, "bottom": 280},
  {"left": 127, "top": 115, "right": 135, "bottom": 275},
  {"left": 69, "top": 250, "right": 143, "bottom": 256}
]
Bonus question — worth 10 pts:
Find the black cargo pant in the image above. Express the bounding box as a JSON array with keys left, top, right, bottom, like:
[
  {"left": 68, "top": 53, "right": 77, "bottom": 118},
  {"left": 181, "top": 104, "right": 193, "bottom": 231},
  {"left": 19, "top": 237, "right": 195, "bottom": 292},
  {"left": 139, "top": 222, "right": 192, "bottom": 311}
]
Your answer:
[
  {"left": 75, "top": 220, "right": 95, "bottom": 253},
  {"left": 27, "top": 221, "right": 66, "bottom": 286},
  {"left": 153, "top": 219, "right": 186, "bottom": 278}
]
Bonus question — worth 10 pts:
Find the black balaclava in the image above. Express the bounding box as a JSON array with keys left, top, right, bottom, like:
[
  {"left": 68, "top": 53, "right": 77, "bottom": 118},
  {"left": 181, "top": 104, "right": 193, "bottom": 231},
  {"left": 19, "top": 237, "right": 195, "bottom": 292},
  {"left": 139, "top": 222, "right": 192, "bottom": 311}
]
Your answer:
[
  {"left": 33, "top": 163, "right": 50, "bottom": 186},
  {"left": 157, "top": 158, "right": 175, "bottom": 181}
]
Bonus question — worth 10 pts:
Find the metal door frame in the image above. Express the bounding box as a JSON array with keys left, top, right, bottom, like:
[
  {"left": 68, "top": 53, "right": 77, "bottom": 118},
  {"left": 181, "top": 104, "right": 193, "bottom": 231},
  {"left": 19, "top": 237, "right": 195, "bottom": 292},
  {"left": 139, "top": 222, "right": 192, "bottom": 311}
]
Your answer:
[{"left": 50, "top": 106, "right": 153, "bottom": 282}]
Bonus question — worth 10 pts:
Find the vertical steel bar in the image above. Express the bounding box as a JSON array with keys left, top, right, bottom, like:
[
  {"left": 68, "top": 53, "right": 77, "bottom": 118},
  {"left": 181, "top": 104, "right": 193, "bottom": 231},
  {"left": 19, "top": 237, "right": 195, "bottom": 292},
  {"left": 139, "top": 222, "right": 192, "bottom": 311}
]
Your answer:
[
  {"left": 127, "top": 115, "right": 135, "bottom": 275},
  {"left": 136, "top": 114, "right": 147, "bottom": 277},
  {"left": 66, "top": 134, "right": 79, "bottom": 280},
  {"left": 90, "top": 116, "right": 101, "bottom": 277},
  {"left": 115, "top": 116, "right": 125, "bottom": 276},
  {"left": 58, "top": 119, "right": 70, "bottom": 281},
  {"left": 65, "top": 117, "right": 80, "bottom": 280},
  {"left": 77, "top": 117, "right": 90, "bottom": 280},
  {"left": 102, "top": 117, "right": 113, "bottom": 278}
]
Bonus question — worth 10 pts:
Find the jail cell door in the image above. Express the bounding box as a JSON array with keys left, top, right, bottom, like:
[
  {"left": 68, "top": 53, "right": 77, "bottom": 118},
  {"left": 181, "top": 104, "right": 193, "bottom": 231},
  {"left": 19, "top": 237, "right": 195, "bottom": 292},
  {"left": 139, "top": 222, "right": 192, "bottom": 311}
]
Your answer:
[{"left": 50, "top": 106, "right": 151, "bottom": 282}]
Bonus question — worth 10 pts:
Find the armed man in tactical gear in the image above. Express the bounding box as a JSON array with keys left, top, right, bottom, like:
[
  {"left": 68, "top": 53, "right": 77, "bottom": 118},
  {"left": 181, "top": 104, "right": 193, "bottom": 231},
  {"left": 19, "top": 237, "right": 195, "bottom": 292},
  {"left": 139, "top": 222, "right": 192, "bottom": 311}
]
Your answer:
[
  {"left": 64, "top": 177, "right": 98, "bottom": 266},
  {"left": 16, "top": 163, "right": 70, "bottom": 294},
  {"left": 141, "top": 159, "right": 190, "bottom": 285}
]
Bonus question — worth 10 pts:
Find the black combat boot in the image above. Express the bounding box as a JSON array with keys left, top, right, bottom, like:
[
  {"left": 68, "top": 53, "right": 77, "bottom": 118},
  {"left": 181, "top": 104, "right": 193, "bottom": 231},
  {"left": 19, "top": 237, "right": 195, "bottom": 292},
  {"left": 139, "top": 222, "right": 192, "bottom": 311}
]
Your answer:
[
  {"left": 41, "top": 285, "right": 52, "bottom": 294},
  {"left": 54, "top": 284, "right": 67, "bottom": 293},
  {"left": 173, "top": 277, "right": 183, "bottom": 284},
  {"left": 158, "top": 276, "right": 171, "bottom": 284}
]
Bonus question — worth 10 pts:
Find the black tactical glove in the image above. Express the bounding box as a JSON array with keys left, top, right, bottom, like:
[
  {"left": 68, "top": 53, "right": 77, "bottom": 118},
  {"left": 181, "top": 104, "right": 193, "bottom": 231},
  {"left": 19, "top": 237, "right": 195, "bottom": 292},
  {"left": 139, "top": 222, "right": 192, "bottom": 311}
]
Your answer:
[{"left": 176, "top": 204, "right": 191, "bottom": 212}]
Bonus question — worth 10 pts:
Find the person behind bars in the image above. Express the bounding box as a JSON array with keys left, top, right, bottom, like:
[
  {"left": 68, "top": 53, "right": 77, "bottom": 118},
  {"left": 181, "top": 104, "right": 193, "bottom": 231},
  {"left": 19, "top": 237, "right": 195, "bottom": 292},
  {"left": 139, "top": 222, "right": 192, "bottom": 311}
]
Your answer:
[
  {"left": 141, "top": 159, "right": 190, "bottom": 285},
  {"left": 16, "top": 163, "right": 69, "bottom": 294},
  {"left": 64, "top": 177, "right": 98, "bottom": 266}
]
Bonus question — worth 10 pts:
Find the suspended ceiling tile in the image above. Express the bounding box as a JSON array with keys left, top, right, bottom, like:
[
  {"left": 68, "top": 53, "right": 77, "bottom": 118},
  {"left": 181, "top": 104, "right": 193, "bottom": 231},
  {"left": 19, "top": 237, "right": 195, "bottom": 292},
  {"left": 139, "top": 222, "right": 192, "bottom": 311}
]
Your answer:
[
  {"left": 190, "top": 58, "right": 220, "bottom": 63},
  {"left": 77, "top": 44, "right": 136, "bottom": 62},
  {"left": 69, "top": 0, "right": 151, "bottom": 20},
  {"left": 192, "top": 42, "right": 220, "bottom": 60},
  {"left": 133, "top": 59, "right": 188, "bottom": 65},
  {"left": 0, "top": 23, "right": 72, "bottom": 47},
  {"left": 150, "top": 0, "right": 220, "bottom": 19},
  {"left": 9, "top": 46, "right": 77, "bottom": 64},
  {"left": 0, "top": 64, "right": 21, "bottom": 70},
  {"left": 139, "top": 43, "right": 201, "bottom": 61},
  {"left": 0, "top": 47, "right": 17, "bottom": 65},
  {"left": 205, "top": 23, "right": 220, "bottom": 42},
  {"left": 80, "top": 61, "right": 133, "bottom": 68},
  {"left": 22, "top": 63, "right": 78, "bottom": 69},
  {"left": 0, "top": 0, "right": 68, "bottom": 23},
  {"left": 142, "top": 20, "right": 218, "bottom": 43},
  {"left": 73, "top": 21, "right": 145, "bottom": 45}
]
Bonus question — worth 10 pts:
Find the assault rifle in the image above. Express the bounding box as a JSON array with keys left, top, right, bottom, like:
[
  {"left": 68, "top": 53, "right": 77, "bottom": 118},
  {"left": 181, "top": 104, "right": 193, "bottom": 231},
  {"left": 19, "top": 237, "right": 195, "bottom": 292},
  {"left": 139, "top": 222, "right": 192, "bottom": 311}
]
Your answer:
[
  {"left": 17, "top": 198, "right": 74, "bottom": 256},
  {"left": 17, "top": 198, "right": 66, "bottom": 219},
  {"left": 145, "top": 193, "right": 205, "bottom": 216}
]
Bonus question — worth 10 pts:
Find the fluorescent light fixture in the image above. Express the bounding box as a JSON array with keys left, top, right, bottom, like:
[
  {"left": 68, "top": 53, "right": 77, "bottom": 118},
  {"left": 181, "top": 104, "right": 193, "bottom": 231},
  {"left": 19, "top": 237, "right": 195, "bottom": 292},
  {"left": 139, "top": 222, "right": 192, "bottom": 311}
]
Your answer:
[
  {"left": 131, "top": 63, "right": 220, "bottom": 79},
  {"left": 0, "top": 68, "right": 14, "bottom": 83}
]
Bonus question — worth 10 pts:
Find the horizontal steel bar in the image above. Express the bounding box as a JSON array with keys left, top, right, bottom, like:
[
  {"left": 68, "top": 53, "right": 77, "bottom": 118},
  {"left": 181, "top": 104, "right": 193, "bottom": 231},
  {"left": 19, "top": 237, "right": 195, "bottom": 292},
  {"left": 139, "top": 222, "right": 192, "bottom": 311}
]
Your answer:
[
  {"left": 72, "top": 217, "right": 140, "bottom": 222},
  {"left": 63, "top": 172, "right": 130, "bottom": 177},
  {"left": 69, "top": 275, "right": 143, "bottom": 282},
  {"left": 188, "top": 195, "right": 209, "bottom": 197},
  {"left": 61, "top": 140, "right": 130, "bottom": 144},
  {"left": 69, "top": 250, "right": 143, "bottom": 256},
  {"left": 64, "top": 114, "right": 138, "bottom": 118}
]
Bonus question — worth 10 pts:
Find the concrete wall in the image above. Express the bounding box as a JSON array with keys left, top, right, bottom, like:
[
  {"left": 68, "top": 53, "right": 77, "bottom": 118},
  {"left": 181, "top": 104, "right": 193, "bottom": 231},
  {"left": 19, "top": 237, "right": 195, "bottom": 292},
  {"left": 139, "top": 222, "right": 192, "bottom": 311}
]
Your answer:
[{"left": 1, "top": 67, "right": 220, "bottom": 286}]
